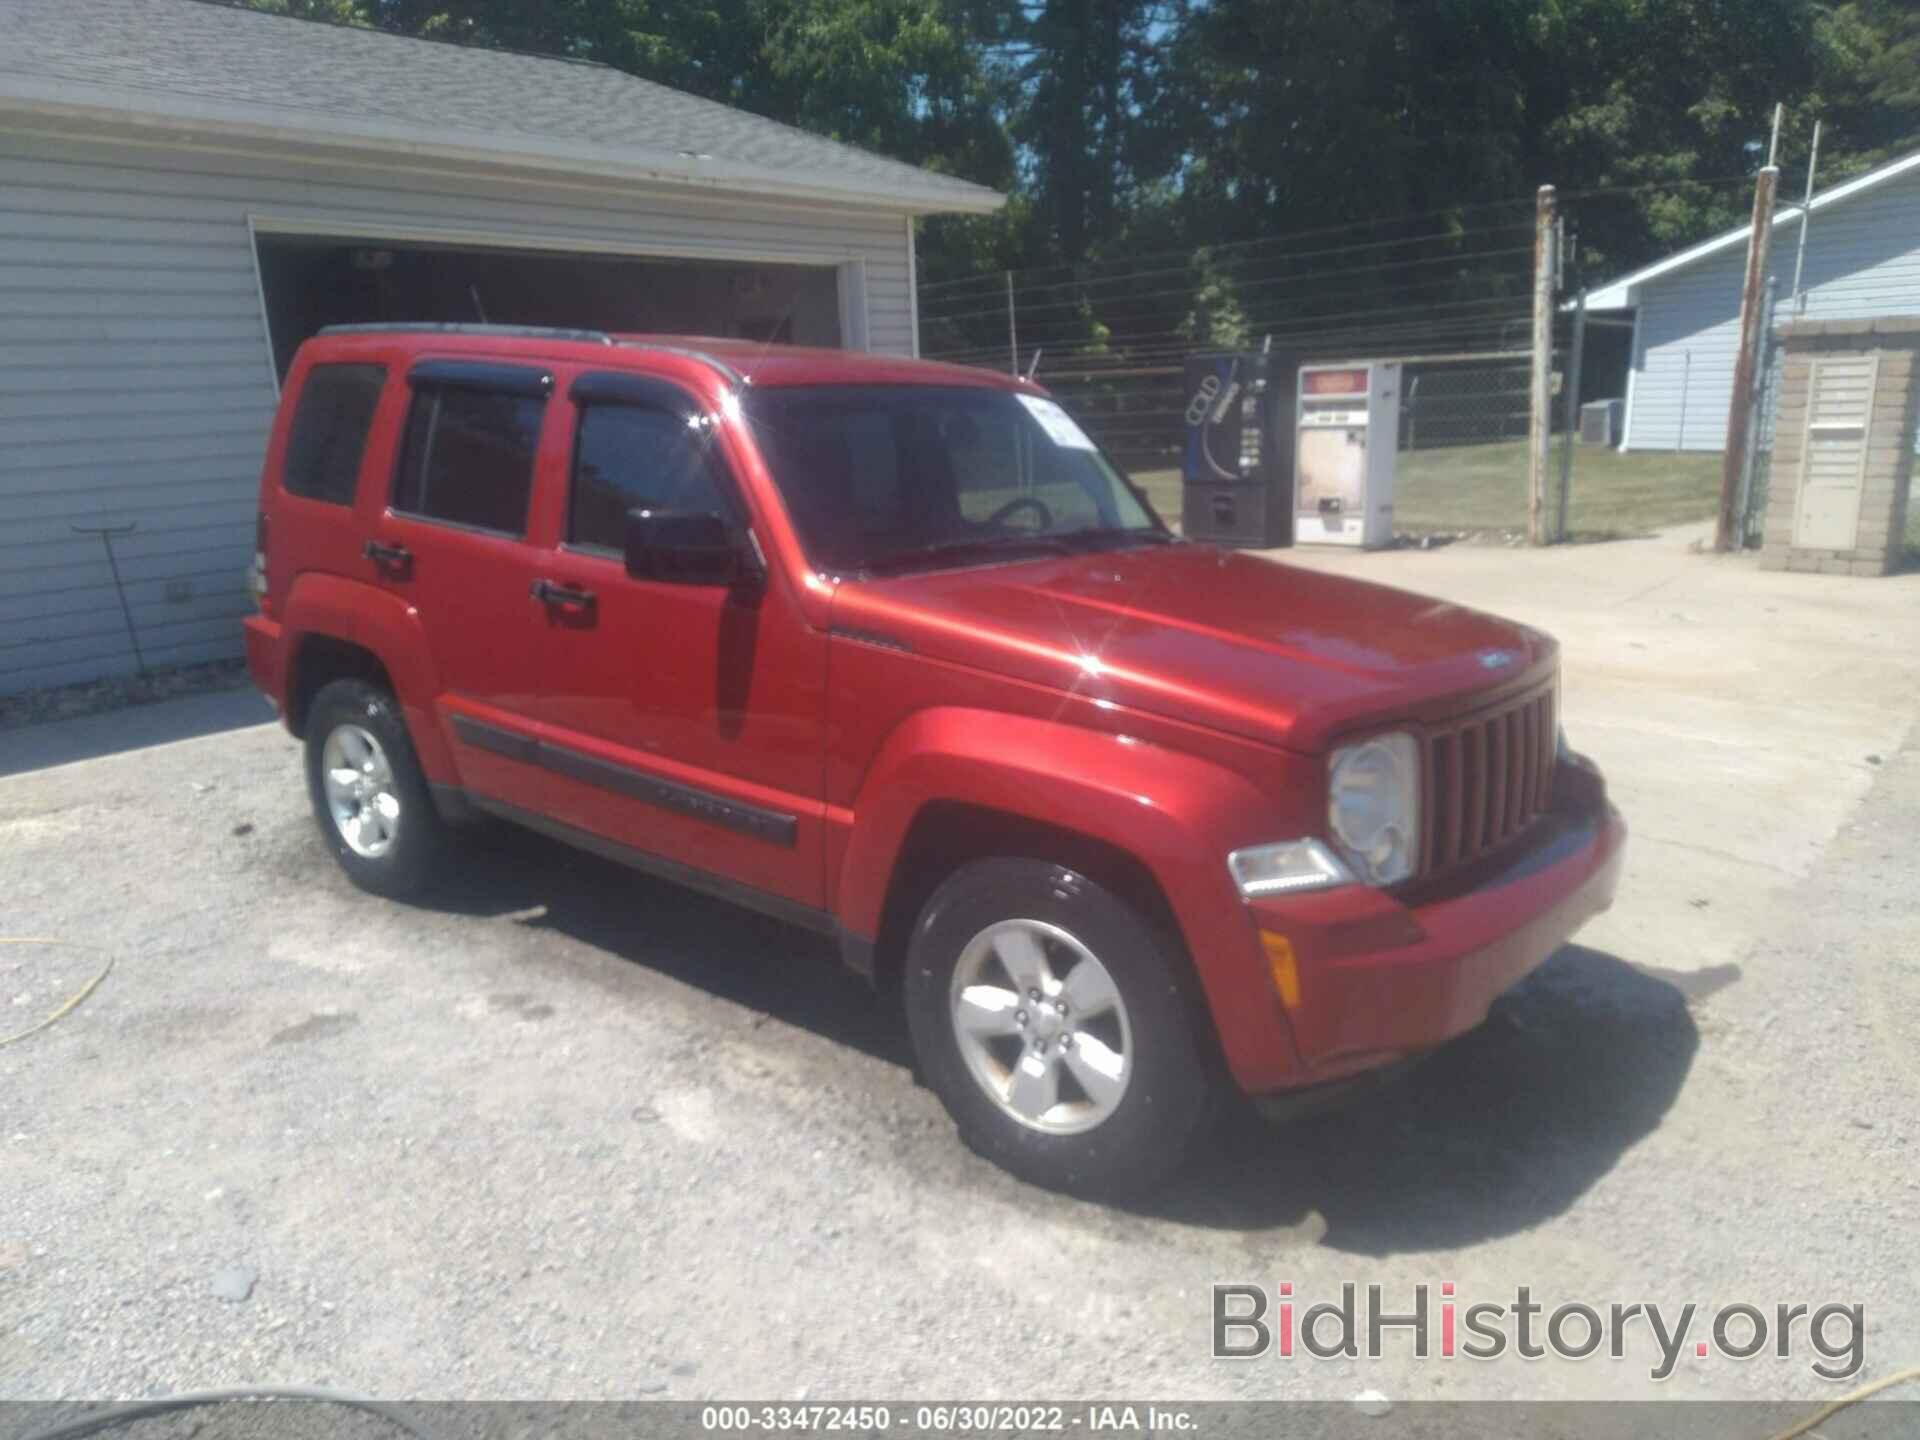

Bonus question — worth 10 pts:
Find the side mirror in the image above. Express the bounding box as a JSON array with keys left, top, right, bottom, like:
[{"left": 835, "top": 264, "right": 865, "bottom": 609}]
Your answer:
[{"left": 624, "top": 509, "right": 751, "bottom": 586}]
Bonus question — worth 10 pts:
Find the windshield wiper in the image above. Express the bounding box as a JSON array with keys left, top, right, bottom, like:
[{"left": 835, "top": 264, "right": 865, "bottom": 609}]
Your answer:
[
  {"left": 1051, "top": 526, "right": 1179, "bottom": 550},
  {"left": 860, "top": 534, "right": 1074, "bottom": 576}
]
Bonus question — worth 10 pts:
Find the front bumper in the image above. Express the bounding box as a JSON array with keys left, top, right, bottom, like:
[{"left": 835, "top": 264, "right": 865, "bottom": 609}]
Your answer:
[{"left": 1240, "top": 762, "right": 1625, "bottom": 1090}]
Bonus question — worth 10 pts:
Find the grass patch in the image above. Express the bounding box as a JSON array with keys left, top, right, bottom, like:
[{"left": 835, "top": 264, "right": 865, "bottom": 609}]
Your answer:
[{"left": 1132, "top": 440, "right": 1726, "bottom": 541}]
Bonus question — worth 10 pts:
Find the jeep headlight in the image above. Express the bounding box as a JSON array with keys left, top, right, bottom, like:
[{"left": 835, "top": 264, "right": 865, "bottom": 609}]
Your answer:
[{"left": 1328, "top": 732, "right": 1420, "bottom": 886}]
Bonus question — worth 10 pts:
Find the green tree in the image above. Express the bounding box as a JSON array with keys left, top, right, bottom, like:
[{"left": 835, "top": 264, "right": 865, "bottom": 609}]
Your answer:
[{"left": 238, "top": 0, "right": 1920, "bottom": 310}]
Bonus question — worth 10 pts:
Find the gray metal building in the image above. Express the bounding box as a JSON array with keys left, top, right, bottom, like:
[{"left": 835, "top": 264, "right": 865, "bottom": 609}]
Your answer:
[
  {"left": 1587, "top": 148, "right": 1920, "bottom": 452},
  {"left": 0, "top": 0, "right": 1001, "bottom": 695}
]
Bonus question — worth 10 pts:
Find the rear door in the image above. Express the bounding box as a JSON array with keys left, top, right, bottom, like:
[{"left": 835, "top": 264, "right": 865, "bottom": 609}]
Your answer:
[
  {"left": 524, "top": 369, "right": 830, "bottom": 911},
  {"left": 365, "top": 359, "right": 556, "bottom": 809}
]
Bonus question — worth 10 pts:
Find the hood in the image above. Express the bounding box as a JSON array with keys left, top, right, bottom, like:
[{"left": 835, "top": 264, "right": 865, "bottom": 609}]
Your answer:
[{"left": 830, "top": 544, "right": 1555, "bottom": 752}]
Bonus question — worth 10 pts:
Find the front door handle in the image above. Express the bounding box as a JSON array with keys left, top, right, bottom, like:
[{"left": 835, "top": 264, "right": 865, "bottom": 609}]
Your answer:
[
  {"left": 363, "top": 540, "right": 413, "bottom": 576},
  {"left": 530, "top": 578, "right": 597, "bottom": 612}
]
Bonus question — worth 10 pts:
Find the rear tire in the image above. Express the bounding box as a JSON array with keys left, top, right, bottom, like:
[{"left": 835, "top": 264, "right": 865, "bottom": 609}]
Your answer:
[
  {"left": 304, "top": 679, "right": 445, "bottom": 898},
  {"left": 904, "top": 858, "right": 1213, "bottom": 1195}
]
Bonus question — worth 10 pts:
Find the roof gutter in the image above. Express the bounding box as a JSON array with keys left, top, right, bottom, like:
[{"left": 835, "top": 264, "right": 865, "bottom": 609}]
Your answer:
[{"left": 0, "top": 72, "right": 1007, "bottom": 218}]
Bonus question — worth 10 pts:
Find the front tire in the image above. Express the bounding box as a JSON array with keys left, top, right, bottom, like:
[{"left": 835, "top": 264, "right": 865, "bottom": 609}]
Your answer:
[
  {"left": 304, "top": 679, "right": 445, "bottom": 898},
  {"left": 904, "top": 858, "right": 1213, "bottom": 1195}
]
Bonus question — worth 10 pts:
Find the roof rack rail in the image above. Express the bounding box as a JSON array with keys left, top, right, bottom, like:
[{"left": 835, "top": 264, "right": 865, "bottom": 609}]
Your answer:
[
  {"left": 317, "top": 323, "right": 615, "bottom": 345},
  {"left": 616, "top": 340, "right": 745, "bottom": 386}
]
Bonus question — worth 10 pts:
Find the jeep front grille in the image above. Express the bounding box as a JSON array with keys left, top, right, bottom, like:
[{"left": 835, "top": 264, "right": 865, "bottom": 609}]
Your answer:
[{"left": 1421, "top": 685, "right": 1557, "bottom": 877}]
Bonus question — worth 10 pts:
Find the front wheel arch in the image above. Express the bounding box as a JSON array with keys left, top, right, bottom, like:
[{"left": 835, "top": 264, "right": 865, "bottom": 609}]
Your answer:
[
  {"left": 869, "top": 803, "right": 1233, "bottom": 1102},
  {"left": 871, "top": 802, "right": 1185, "bottom": 1000}
]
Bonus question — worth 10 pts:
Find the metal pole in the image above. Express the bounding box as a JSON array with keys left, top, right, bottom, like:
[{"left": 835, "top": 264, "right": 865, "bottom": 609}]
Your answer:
[
  {"left": 1006, "top": 270, "right": 1018, "bottom": 378},
  {"left": 1528, "top": 184, "right": 1557, "bottom": 546},
  {"left": 1790, "top": 119, "right": 1822, "bottom": 313},
  {"left": 1558, "top": 288, "right": 1587, "bottom": 541},
  {"left": 1718, "top": 164, "right": 1781, "bottom": 551},
  {"left": 1677, "top": 350, "right": 1690, "bottom": 452},
  {"left": 72, "top": 523, "right": 146, "bottom": 676}
]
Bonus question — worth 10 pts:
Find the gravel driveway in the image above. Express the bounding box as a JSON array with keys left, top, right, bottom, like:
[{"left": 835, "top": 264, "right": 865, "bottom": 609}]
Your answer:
[{"left": 3, "top": 530, "right": 1917, "bottom": 1408}]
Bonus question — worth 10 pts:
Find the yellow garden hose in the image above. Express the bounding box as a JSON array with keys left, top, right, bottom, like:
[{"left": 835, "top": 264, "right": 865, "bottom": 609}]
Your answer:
[
  {"left": 0, "top": 938, "right": 114, "bottom": 1047},
  {"left": 1764, "top": 1364, "right": 1920, "bottom": 1440}
]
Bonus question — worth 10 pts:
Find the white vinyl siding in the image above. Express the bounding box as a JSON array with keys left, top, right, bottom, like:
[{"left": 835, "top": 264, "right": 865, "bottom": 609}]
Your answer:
[
  {"left": 0, "top": 129, "right": 918, "bottom": 693},
  {"left": 1622, "top": 165, "right": 1920, "bottom": 451}
]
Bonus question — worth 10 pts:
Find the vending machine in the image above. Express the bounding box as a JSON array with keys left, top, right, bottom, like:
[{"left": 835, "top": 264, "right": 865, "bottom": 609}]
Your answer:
[
  {"left": 1179, "top": 350, "right": 1296, "bottom": 548},
  {"left": 1293, "top": 361, "right": 1401, "bottom": 548}
]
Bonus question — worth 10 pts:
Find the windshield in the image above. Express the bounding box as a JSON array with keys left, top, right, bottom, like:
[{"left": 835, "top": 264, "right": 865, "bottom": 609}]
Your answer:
[{"left": 743, "top": 384, "right": 1166, "bottom": 575}]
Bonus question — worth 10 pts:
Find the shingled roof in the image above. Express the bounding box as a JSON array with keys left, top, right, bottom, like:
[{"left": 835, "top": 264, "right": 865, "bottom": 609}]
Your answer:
[{"left": 0, "top": 0, "right": 1005, "bottom": 215}]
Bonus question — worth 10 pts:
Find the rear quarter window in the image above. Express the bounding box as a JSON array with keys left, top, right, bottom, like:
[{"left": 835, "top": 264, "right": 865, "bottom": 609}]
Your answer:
[{"left": 282, "top": 364, "right": 386, "bottom": 505}]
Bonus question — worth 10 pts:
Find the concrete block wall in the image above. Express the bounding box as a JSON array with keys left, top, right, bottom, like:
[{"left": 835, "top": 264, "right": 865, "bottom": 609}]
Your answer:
[{"left": 1760, "top": 317, "right": 1919, "bottom": 576}]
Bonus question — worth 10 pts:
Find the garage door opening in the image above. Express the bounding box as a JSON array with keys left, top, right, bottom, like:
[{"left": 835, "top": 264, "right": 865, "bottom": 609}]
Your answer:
[{"left": 253, "top": 232, "right": 848, "bottom": 380}]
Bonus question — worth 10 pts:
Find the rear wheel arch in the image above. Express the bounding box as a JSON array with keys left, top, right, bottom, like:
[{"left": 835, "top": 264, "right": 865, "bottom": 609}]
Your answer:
[{"left": 286, "top": 632, "right": 393, "bottom": 738}]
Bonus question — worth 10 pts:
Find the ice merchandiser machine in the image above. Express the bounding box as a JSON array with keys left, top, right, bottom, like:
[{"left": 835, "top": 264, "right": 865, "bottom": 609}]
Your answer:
[
  {"left": 1293, "top": 361, "right": 1401, "bottom": 548},
  {"left": 1180, "top": 350, "right": 1297, "bottom": 548}
]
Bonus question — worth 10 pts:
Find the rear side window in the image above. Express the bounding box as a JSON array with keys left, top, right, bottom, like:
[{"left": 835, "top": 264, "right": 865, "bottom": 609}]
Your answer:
[
  {"left": 569, "top": 404, "right": 733, "bottom": 552},
  {"left": 283, "top": 364, "right": 385, "bottom": 505},
  {"left": 393, "top": 385, "right": 545, "bottom": 536}
]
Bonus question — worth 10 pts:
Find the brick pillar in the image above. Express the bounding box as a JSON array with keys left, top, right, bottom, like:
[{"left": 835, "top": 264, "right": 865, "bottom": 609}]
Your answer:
[{"left": 1760, "top": 317, "right": 1919, "bottom": 576}]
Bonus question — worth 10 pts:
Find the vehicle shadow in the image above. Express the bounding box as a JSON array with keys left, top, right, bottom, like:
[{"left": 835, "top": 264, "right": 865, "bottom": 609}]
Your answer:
[
  {"left": 1143, "top": 943, "right": 1700, "bottom": 1254},
  {"left": 418, "top": 825, "right": 1696, "bottom": 1252},
  {"left": 419, "top": 820, "right": 912, "bottom": 1069}
]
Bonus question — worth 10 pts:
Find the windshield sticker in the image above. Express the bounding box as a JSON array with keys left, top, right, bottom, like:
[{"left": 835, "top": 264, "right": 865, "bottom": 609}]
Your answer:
[{"left": 1016, "top": 394, "right": 1098, "bottom": 450}]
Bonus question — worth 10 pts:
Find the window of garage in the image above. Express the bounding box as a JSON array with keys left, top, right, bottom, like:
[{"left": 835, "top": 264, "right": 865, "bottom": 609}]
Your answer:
[{"left": 252, "top": 230, "right": 849, "bottom": 381}]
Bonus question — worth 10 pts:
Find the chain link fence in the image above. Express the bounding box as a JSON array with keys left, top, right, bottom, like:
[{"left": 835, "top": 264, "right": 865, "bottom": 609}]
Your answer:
[
  {"left": 1743, "top": 315, "right": 1788, "bottom": 548},
  {"left": 920, "top": 178, "right": 1807, "bottom": 544},
  {"left": 918, "top": 203, "right": 1546, "bottom": 538}
]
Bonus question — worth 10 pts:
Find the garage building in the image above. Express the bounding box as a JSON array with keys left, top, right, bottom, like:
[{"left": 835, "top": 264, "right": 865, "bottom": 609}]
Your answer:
[
  {"left": 0, "top": 0, "right": 1002, "bottom": 694},
  {"left": 1590, "top": 146, "right": 1920, "bottom": 452}
]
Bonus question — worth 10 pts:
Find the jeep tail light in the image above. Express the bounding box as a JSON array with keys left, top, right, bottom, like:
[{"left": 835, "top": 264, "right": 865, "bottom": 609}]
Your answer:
[{"left": 249, "top": 511, "right": 271, "bottom": 614}]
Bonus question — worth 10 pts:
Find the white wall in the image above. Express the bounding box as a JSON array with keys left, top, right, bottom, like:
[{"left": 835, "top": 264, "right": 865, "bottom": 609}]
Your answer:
[
  {"left": 1624, "top": 165, "right": 1920, "bottom": 451},
  {"left": 0, "top": 126, "right": 917, "bottom": 693}
]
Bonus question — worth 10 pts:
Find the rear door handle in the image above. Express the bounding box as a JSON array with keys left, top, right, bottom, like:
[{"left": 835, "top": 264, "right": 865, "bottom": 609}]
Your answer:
[
  {"left": 363, "top": 540, "right": 412, "bottom": 575},
  {"left": 530, "top": 578, "right": 596, "bottom": 611}
]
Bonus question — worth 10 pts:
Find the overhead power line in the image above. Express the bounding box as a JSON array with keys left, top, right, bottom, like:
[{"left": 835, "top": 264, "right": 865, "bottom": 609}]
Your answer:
[
  {"left": 918, "top": 170, "right": 1763, "bottom": 300},
  {"left": 919, "top": 245, "right": 1536, "bottom": 324}
]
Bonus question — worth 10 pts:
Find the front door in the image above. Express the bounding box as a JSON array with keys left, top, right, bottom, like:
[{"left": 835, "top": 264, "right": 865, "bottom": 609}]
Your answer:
[
  {"left": 526, "top": 371, "right": 829, "bottom": 911},
  {"left": 368, "top": 359, "right": 555, "bottom": 810},
  {"left": 1793, "top": 355, "right": 1877, "bottom": 551}
]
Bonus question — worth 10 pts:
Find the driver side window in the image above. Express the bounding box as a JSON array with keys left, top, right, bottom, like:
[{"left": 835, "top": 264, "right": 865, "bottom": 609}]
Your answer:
[
  {"left": 951, "top": 410, "right": 1025, "bottom": 524},
  {"left": 957, "top": 418, "right": 1105, "bottom": 530},
  {"left": 569, "top": 403, "right": 730, "bottom": 554}
]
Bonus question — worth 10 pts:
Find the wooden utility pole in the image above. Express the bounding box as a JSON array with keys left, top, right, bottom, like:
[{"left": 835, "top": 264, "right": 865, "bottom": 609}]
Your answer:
[
  {"left": 1717, "top": 165, "right": 1780, "bottom": 550},
  {"left": 1527, "top": 185, "right": 1557, "bottom": 546}
]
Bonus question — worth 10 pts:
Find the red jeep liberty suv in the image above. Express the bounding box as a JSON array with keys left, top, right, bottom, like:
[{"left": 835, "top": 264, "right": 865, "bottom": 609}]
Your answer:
[{"left": 245, "top": 324, "right": 1625, "bottom": 1193}]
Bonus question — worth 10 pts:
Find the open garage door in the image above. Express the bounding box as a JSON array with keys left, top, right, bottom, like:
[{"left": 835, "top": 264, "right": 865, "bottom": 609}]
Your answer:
[{"left": 253, "top": 231, "right": 849, "bottom": 380}]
